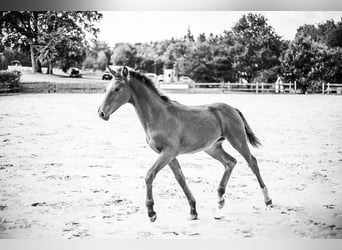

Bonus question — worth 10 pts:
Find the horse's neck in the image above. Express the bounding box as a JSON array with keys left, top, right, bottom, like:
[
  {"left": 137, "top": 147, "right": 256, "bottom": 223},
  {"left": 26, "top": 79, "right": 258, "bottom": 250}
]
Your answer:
[{"left": 128, "top": 80, "right": 166, "bottom": 131}]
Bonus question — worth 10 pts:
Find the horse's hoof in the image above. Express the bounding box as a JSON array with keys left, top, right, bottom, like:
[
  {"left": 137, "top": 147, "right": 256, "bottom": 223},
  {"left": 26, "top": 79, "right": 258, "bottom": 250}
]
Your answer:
[
  {"left": 265, "top": 199, "right": 273, "bottom": 207},
  {"left": 149, "top": 213, "right": 157, "bottom": 222},
  {"left": 190, "top": 213, "right": 198, "bottom": 220},
  {"left": 218, "top": 198, "right": 225, "bottom": 209}
]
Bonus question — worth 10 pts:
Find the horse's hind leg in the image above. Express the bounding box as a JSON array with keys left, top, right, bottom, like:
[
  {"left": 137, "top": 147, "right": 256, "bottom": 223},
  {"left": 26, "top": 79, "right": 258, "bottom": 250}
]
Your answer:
[
  {"left": 228, "top": 134, "right": 272, "bottom": 206},
  {"left": 249, "top": 155, "right": 272, "bottom": 206},
  {"left": 245, "top": 152, "right": 272, "bottom": 206},
  {"left": 169, "top": 158, "right": 198, "bottom": 220},
  {"left": 205, "top": 142, "right": 237, "bottom": 209}
]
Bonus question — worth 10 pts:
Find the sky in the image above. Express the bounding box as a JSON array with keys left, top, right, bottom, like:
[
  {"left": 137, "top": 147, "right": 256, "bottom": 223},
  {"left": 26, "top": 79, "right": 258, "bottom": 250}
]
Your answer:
[{"left": 97, "top": 11, "right": 342, "bottom": 46}]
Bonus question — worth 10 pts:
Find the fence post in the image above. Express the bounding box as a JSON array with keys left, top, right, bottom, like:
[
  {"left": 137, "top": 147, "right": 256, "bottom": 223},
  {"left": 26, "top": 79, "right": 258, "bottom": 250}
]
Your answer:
[
  {"left": 261, "top": 82, "right": 264, "bottom": 93},
  {"left": 322, "top": 82, "right": 325, "bottom": 94},
  {"left": 327, "top": 83, "right": 330, "bottom": 94},
  {"left": 294, "top": 81, "right": 297, "bottom": 93},
  {"left": 289, "top": 82, "right": 292, "bottom": 93},
  {"left": 256, "top": 82, "right": 258, "bottom": 93}
]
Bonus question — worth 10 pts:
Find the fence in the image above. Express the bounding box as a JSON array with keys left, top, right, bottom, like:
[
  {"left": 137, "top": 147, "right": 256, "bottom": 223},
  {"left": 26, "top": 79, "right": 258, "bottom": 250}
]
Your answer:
[
  {"left": 322, "top": 83, "right": 342, "bottom": 94},
  {"left": 20, "top": 82, "right": 107, "bottom": 93},
  {"left": 187, "top": 82, "right": 296, "bottom": 94},
  {"left": 158, "top": 83, "right": 189, "bottom": 93}
]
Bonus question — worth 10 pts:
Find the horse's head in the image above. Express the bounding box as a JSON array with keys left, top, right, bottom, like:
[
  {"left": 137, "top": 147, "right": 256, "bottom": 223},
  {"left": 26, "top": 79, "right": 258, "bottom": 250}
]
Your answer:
[{"left": 98, "top": 66, "right": 131, "bottom": 121}]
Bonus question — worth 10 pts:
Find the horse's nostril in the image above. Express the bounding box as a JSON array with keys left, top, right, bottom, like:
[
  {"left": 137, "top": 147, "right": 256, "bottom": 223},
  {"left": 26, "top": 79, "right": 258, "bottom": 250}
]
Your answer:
[{"left": 99, "top": 111, "right": 105, "bottom": 118}]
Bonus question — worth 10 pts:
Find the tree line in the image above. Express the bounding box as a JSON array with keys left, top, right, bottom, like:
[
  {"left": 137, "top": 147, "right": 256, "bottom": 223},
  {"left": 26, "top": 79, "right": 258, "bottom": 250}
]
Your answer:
[
  {"left": 1, "top": 12, "right": 342, "bottom": 92},
  {"left": 0, "top": 11, "right": 102, "bottom": 74},
  {"left": 109, "top": 13, "right": 342, "bottom": 93}
]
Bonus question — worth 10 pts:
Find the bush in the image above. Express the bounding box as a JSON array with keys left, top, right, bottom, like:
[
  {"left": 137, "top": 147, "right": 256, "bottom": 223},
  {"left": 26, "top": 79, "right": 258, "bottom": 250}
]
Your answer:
[
  {"left": 0, "top": 71, "right": 21, "bottom": 93},
  {"left": 3, "top": 49, "right": 31, "bottom": 67}
]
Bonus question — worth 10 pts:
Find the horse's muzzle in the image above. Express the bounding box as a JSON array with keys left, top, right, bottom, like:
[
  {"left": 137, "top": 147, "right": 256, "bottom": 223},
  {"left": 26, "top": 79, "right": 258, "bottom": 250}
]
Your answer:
[{"left": 98, "top": 108, "right": 109, "bottom": 121}]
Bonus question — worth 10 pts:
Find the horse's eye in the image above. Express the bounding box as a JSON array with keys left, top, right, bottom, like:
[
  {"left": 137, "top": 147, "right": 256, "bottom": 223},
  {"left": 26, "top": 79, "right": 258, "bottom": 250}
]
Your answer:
[{"left": 114, "top": 87, "right": 120, "bottom": 92}]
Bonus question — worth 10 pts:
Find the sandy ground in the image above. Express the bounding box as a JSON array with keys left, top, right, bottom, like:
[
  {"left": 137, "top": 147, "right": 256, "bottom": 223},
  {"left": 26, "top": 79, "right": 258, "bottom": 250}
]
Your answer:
[{"left": 0, "top": 93, "right": 341, "bottom": 239}]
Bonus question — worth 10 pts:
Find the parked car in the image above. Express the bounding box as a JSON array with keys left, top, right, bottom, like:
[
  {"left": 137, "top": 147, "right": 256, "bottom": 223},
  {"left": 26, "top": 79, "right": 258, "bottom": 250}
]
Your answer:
[
  {"left": 69, "top": 67, "right": 82, "bottom": 78},
  {"left": 157, "top": 74, "right": 164, "bottom": 83},
  {"left": 102, "top": 70, "right": 113, "bottom": 80},
  {"left": 179, "top": 76, "right": 194, "bottom": 83}
]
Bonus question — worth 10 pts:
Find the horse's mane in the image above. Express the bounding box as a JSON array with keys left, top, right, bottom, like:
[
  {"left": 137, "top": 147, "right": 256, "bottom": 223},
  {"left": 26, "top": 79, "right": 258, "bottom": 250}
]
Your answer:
[{"left": 129, "top": 70, "right": 170, "bottom": 103}]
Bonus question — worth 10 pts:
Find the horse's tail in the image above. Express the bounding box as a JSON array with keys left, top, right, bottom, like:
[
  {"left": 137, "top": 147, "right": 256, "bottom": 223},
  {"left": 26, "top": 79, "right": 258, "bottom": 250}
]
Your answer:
[{"left": 235, "top": 109, "right": 262, "bottom": 148}]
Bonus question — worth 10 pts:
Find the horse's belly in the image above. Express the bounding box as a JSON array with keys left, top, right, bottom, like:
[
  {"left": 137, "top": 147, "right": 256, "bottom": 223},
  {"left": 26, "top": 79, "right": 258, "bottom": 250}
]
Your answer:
[
  {"left": 180, "top": 139, "right": 219, "bottom": 154},
  {"left": 179, "top": 133, "right": 221, "bottom": 154}
]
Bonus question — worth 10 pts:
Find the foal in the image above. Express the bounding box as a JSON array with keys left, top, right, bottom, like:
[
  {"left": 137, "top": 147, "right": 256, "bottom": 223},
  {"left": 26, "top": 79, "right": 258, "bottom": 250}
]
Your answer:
[{"left": 98, "top": 66, "right": 272, "bottom": 222}]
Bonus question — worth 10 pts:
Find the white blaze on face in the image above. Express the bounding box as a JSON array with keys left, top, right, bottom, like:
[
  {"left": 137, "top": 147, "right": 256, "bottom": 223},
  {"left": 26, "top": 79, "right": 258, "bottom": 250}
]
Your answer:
[{"left": 106, "top": 79, "right": 115, "bottom": 92}]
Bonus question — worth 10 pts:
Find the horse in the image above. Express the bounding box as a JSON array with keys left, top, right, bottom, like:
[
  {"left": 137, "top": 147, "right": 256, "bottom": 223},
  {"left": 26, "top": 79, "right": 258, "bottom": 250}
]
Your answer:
[{"left": 98, "top": 66, "right": 272, "bottom": 222}]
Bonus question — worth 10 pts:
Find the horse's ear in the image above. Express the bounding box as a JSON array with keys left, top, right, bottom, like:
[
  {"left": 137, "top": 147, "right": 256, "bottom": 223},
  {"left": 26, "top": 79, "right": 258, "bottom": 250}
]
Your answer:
[
  {"left": 122, "top": 66, "right": 129, "bottom": 78},
  {"left": 107, "top": 66, "right": 117, "bottom": 77}
]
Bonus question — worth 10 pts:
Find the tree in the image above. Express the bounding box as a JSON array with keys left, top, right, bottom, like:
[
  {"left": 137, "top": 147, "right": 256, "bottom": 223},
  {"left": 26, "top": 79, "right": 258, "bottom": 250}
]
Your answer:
[
  {"left": 3, "top": 48, "right": 31, "bottom": 67},
  {"left": 82, "top": 40, "right": 112, "bottom": 71},
  {"left": 54, "top": 34, "right": 88, "bottom": 73},
  {"left": 326, "top": 28, "right": 342, "bottom": 47},
  {"left": 83, "top": 55, "right": 96, "bottom": 70},
  {"left": 91, "top": 40, "right": 112, "bottom": 70},
  {"left": 281, "top": 36, "right": 342, "bottom": 93},
  {"left": 296, "top": 19, "right": 342, "bottom": 48},
  {"left": 283, "top": 19, "right": 342, "bottom": 92},
  {"left": 230, "top": 13, "right": 283, "bottom": 82},
  {"left": 111, "top": 43, "right": 139, "bottom": 68},
  {"left": 185, "top": 41, "right": 214, "bottom": 81},
  {"left": 324, "top": 47, "right": 342, "bottom": 83},
  {"left": 135, "top": 42, "right": 161, "bottom": 73},
  {"left": 0, "top": 11, "right": 102, "bottom": 73},
  {"left": 197, "top": 33, "right": 207, "bottom": 43},
  {"left": 1, "top": 11, "right": 44, "bottom": 72},
  {"left": 96, "top": 51, "right": 108, "bottom": 71}
]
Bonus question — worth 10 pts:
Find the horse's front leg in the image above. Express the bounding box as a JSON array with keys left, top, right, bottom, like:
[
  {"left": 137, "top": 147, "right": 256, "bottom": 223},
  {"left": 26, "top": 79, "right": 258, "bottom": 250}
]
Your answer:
[{"left": 145, "top": 149, "right": 175, "bottom": 222}]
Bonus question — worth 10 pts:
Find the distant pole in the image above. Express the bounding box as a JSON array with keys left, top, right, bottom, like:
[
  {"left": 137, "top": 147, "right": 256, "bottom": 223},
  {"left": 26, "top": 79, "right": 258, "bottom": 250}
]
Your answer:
[
  {"left": 322, "top": 82, "right": 325, "bottom": 94},
  {"left": 0, "top": 53, "right": 8, "bottom": 70}
]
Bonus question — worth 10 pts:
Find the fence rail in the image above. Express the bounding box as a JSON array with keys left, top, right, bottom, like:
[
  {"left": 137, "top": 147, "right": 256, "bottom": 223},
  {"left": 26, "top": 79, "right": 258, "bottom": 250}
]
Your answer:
[
  {"left": 188, "top": 82, "right": 296, "bottom": 94},
  {"left": 15, "top": 81, "right": 342, "bottom": 95}
]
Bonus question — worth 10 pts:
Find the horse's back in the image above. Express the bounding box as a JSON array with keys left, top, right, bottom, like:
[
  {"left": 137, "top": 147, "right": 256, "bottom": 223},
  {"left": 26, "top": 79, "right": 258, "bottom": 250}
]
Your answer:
[
  {"left": 167, "top": 101, "right": 240, "bottom": 129},
  {"left": 169, "top": 101, "right": 234, "bottom": 114}
]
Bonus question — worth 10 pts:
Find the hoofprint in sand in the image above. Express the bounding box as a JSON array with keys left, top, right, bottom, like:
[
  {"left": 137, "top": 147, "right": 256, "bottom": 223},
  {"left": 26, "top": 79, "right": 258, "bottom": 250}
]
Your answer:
[{"left": 0, "top": 93, "right": 341, "bottom": 238}]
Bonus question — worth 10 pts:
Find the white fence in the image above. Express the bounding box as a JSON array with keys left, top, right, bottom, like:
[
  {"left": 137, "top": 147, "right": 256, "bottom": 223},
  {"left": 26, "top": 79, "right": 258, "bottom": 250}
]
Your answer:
[
  {"left": 322, "top": 83, "right": 342, "bottom": 94},
  {"left": 187, "top": 82, "right": 296, "bottom": 94}
]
